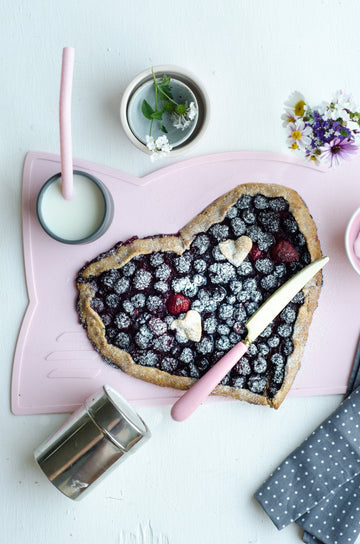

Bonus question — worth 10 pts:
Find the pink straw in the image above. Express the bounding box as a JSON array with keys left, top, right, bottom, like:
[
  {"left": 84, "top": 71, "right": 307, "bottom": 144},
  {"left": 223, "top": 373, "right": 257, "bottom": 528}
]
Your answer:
[{"left": 59, "top": 47, "right": 75, "bottom": 200}]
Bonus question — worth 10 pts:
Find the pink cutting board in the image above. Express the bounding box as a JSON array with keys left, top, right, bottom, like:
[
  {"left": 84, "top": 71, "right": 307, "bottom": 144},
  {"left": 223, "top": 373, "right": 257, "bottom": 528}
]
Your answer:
[{"left": 11, "top": 150, "right": 360, "bottom": 415}]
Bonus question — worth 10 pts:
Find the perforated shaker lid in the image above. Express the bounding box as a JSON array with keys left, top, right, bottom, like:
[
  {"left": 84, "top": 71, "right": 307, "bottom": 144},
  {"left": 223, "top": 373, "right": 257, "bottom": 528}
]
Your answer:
[{"left": 85, "top": 385, "right": 150, "bottom": 452}]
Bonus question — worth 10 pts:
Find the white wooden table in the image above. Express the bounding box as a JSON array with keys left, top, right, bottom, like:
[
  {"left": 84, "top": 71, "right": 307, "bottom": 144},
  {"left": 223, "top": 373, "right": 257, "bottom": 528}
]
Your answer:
[{"left": 1, "top": 1, "right": 359, "bottom": 542}]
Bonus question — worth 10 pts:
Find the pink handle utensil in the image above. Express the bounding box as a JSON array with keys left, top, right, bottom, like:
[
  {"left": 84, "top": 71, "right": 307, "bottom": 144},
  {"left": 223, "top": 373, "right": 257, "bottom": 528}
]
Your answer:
[
  {"left": 59, "top": 47, "right": 75, "bottom": 200},
  {"left": 171, "top": 341, "right": 249, "bottom": 422}
]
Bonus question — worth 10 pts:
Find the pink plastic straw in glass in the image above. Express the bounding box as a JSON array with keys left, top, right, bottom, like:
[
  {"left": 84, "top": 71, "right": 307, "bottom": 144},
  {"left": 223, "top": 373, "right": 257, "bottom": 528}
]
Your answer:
[{"left": 59, "top": 47, "right": 75, "bottom": 200}]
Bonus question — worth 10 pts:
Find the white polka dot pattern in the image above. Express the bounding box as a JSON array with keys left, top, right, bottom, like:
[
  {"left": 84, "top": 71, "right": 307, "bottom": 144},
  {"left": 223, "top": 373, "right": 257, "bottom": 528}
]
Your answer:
[{"left": 255, "top": 387, "right": 360, "bottom": 544}]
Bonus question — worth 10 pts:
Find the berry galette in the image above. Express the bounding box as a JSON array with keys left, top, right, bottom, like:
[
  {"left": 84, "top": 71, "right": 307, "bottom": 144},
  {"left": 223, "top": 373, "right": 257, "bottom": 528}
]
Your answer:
[{"left": 76, "top": 183, "right": 323, "bottom": 408}]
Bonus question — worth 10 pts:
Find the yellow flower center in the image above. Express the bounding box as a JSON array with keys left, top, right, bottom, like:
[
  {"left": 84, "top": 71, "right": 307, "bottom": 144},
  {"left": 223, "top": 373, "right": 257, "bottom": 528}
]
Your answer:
[
  {"left": 294, "top": 100, "right": 306, "bottom": 117},
  {"left": 291, "top": 142, "right": 298, "bottom": 150},
  {"left": 291, "top": 130, "right": 302, "bottom": 141}
]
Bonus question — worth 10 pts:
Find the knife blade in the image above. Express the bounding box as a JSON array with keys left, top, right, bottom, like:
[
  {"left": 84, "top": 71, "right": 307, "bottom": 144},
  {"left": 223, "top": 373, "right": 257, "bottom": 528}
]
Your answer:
[{"left": 171, "top": 256, "right": 329, "bottom": 421}]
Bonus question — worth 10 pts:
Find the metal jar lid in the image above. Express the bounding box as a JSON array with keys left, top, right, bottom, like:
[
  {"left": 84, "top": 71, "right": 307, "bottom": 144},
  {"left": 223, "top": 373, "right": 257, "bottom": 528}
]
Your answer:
[{"left": 34, "top": 386, "right": 150, "bottom": 500}]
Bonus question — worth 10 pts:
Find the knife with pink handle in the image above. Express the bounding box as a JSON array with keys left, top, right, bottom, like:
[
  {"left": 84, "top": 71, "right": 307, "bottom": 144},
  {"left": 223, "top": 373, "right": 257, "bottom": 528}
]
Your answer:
[{"left": 171, "top": 256, "right": 329, "bottom": 422}]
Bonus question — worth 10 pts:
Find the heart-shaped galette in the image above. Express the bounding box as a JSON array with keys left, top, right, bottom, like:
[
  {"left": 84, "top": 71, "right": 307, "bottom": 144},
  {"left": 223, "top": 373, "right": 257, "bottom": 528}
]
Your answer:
[{"left": 76, "top": 183, "right": 323, "bottom": 408}]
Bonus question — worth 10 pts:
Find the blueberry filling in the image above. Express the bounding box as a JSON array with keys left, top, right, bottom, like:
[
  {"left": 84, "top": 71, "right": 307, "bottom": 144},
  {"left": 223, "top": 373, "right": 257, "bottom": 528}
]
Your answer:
[{"left": 78, "top": 193, "right": 311, "bottom": 399}]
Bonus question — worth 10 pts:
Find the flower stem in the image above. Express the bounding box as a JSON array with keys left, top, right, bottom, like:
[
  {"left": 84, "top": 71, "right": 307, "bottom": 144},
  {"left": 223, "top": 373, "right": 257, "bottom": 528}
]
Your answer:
[{"left": 152, "top": 67, "right": 178, "bottom": 106}]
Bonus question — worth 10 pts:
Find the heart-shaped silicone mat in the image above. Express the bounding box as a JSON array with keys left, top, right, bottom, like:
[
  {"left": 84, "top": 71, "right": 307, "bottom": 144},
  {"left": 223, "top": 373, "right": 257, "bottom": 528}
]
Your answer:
[{"left": 11, "top": 150, "right": 360, "bottom": 414}]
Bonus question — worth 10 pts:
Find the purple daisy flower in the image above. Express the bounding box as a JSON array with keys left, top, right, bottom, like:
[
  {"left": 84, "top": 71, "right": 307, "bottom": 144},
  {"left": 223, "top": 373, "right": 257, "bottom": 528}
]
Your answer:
[{"left": 320, "top": 137, "right": 358, "bottom": 168}]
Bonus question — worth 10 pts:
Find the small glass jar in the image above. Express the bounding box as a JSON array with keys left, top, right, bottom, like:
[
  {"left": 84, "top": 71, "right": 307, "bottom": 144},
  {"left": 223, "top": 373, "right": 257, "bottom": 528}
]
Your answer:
[{"left": 36, "top": 170, "right": 114, "bottom": 244}]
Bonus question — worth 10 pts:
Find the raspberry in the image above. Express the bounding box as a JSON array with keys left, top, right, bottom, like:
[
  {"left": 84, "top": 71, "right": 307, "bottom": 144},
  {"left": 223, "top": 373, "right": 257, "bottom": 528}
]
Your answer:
[
  {"left": 271, "top": 240, "right": 299, "bottom": 263},
  {"left": 166, "top": 293, "right": 191, "bottom": 315},
  {"left": 249, "top": 244, "right": 262, "bottom": 261}
]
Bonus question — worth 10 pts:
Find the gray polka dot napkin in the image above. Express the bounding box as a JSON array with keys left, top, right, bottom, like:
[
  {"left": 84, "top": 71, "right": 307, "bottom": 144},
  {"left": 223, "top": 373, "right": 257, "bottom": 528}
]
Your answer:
[{"left": 255, "top": 386, "right": 360, "bottom": 544}]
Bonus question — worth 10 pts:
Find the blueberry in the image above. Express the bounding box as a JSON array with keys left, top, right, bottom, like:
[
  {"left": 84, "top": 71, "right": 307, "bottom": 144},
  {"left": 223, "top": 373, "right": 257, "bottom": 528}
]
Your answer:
[
  {"left": 271, "top": 353, "right": 284, "bottom": 366},
  {"left": 154, "top": 281, "right": 169, "bottom": 293},
  {"left": 137, "top": 352, "right": 158, "bottom": 367},
  {"left": 156, "top": 263, "right": 171, "bottom": 280},
  {"left": 282, "top": 215, "right": 298, "bottom": 233},
  {"left": 278, "top": 324, "right": 292, "bottom": 338},
  {"left": 161, "top": 357, "right": 178, "bottom": 372},
  {"left": 237, "top": 262, "right": 253, "bottom": 276},
  {"left": 280, "top": 306, "right": 296, "bottom": 323},
  {"left": 257, "top": 232, "right": 275, "bottom": 251},
  {"left": 248, "top": 375, "right": 267, "bottom": 393},
  {"left": 188, "top": 364, "right": 200, "bottom": 379},
  {"left": 180, "top": 348, "right": 194, "bottom": 363},
  {"left": 196, "top": 337, "right": 214, "bottom": 355},
  {"left": 254, "top": 195, "right": 269, "bottom": 210},
  {"left": 193, "top": 259, "right": 206, "bottom": 273},
  {"left": 121, "top": 262, "right": 136, "bottom": 276},
  {"left": 232, "top": 376, "right": 246, "bottom": 388},
  {"left": 135, "top": 332, "right": 151, "bottom": 349},
  {"left": 226, "top": 206, "right": 238, "bottom": 219},
  {"left": 259, "top": 210, "right": 280, "bottom": 233},
  {"left": 248, "top": 343, "right": 258, "bottom": 356},
  {"left": 133, "top": 269, "right": 152, "bottom": 290},
  {"left": 217, "top": 324, "right": 230, "bottom": 335},
  {"left": 148, "top": 317, "right": 167, "bottom": 336},
  {"left": 101, "top": 269, "right": 120, "bottom": 289},
  {"left": 153, "top": 334, "right": 174, "bottom": 353},
  {"left": 209, "top": 224, "right": 229, "bottom": 241},
  {"left": 261, "top": 274, "right": 278, "bottom": 291},
  {"left": 150, "top": 253, "right": 164, "bottom": 267},
  {"left": 236, "top": 194, "right": 252, "bottom": 209},
  {"left": 114, "top": 312, "right": 131, "bottom": 329},
  {"left": 192, "top": 234, "right": 210, "bottom": 254},
  {"left": 131, "top": 293, "right": 146, "bottom": 307},
  {"left": 114, "top": 332, "right": 130, "bottom": 349},
  {"left": 255, "top": 258, "right": 274, "bottom": 274},
  {"left": 216, "top": 336, "right": 231, "bottom": 350},
  {"left": 283, "top": 339, "right": 294, "bottom": 356},
  {"left": 231, "top": 217, "right": 246, "bottom": 236},
  {"left": 219, "top": 304, "right": 234, "bottom": 320},
  {"left": 174, "top": 255, "right": 192, "bottom": 273},
  {"left": 203, "top": 317, "right": 217, "bottom": 334},
  {"left": 212, "top": 246, "right": 226, "bottom": 261},
  {"left": 235, "top": 357, "right": 251, "bottom": 375},
  {"left": 257, "top": 343, "right": 270, "bottom": 356},
  {"left": 269, "top": 197, "right": 288, "bottom": 212},
  {"left": 114, "top": 277, "right": 130, "bottom": 295},
  {"left": 91, "top": 297, "right": 105, "bottom": 313},
  {"left": 230, "top": 280, "right": 243, "bottom": 293},
  {"left": 209, "top": 262, "right": 236, "bottom": 284},
  {"left": 146, "top": 295, "right": 164, "bottom": 314},
  {"left": 267, "top": 335, "right": 280, "bottom": 348},
  {"left": 105, "top": 293, "right": 120, "bottom": 309}
]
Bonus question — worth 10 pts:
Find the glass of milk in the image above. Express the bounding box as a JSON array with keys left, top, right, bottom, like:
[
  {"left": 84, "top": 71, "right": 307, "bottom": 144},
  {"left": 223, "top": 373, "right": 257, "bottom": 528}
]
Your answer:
[{"left": 36, "top": 171, "right": 114, "bottom": 244}]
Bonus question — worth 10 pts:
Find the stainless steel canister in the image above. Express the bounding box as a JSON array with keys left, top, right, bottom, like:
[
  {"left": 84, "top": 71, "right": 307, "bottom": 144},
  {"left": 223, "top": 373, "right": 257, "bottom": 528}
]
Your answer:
[{"left": 34, "top": 385, "right": 150, "bottom": 500}]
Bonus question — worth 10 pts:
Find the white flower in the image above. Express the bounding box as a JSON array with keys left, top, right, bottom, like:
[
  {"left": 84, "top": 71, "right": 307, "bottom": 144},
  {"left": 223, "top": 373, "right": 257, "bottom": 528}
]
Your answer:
[
  {"left": 284, "top": 91, "right": 307, "bottom": 118},
  {"left": 155, "top": 135, "right": 172, "bottom": 152},
  {"left": 145, "top": 134, "right": 172, "bottom": 161},
  {"left": 333, "top": 90, "right": 357, "bottom": 112},
  {"left": 287, "top": 119, "right": 312, "bottom": 151},
  {"left": 320, "top": 91, "right": 357, "bottom": 123},
  {"left": 187, "top": 101, "right": 197, "bottom": 121},
  {"left": 145, "top": 135, "right": 156, "bottom": 151},
  {"left": 281, "top": 111, "right": 296, "bottom": 127},
  {"left": 172, "top": 101, "right": 198, "bottom": 131}
]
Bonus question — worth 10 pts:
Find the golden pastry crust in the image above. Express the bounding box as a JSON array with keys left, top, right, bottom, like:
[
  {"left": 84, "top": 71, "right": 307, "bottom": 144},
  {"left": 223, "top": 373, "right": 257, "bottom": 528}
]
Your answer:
[{"left": 77, "top": 183, "right": 323, "bottom": 408}]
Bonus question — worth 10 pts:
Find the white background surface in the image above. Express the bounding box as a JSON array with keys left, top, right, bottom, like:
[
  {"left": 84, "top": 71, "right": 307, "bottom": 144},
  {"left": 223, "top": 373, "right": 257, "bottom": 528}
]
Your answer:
[{"left": 1, "top": 1, "right": 360, "bottom": 542}]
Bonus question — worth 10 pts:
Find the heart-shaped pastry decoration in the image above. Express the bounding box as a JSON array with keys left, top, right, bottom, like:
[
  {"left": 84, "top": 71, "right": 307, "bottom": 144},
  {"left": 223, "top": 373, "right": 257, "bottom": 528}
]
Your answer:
[
  {"left": 77, "top": 183, "right": 323, "bottom": 408},
  {"left": 218, "top": 235, "right": 253, "bottom": 266},
  {"left": 170, "top": 310, "right": 202, "bottom": 342}
]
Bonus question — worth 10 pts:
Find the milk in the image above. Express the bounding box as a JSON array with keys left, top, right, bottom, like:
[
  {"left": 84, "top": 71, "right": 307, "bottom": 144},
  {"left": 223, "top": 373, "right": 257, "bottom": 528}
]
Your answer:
[{"left": 40, "top": 174, "right": 106, "bottom": 241}]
